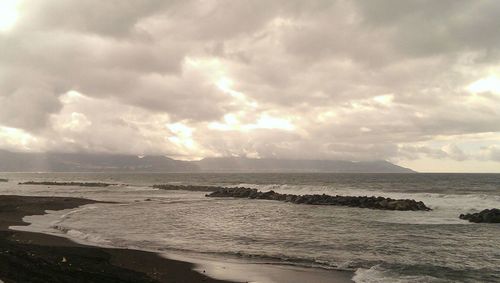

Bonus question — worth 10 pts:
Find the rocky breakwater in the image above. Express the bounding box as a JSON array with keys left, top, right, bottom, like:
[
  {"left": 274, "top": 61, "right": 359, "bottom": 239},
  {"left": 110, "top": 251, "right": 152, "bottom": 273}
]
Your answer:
[
  {"left": 206, "top": 187, "right": 431, "bottom": 211},
  {"left": 459, "top": 209, "right": 500, "bottom": 223},
  {"left": 19, "top": 181, "right": 113, "bottom": 187}
]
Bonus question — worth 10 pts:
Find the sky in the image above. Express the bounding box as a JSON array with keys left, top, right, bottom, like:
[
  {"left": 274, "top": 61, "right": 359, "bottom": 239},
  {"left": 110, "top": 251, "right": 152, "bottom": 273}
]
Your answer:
[{"left": 0, "top": 0, "right": 499, "bottom": 172}]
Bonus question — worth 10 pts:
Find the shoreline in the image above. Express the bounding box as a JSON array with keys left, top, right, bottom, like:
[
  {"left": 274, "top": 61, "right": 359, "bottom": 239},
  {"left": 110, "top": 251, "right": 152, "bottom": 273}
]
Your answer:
[
  {"left": 0, "top": 195, "right": 354, "bottom": 283},
  {"left": 0, "top": 195, "right": 235, "bottom": 283}
]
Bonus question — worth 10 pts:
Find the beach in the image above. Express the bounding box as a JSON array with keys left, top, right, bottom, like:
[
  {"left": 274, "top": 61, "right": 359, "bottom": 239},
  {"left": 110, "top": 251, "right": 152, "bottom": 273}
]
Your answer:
[
  {"left": 0, "top": 194, "right": 354, "bottom": 283},
  {"left": 0, "top": 195, "right": 238, "bottom": 282}
]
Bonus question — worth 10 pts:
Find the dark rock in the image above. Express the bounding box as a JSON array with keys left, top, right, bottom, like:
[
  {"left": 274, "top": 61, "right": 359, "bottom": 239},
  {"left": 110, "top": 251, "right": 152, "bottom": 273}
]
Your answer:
[
  {"left": 206, "top": 187, "right": 431, "bottom": 211},
  {"left": 459, "top": 209, "right": 500, "bottom": 223},
  {"left": 0, "top": 178, "right": 8, "bottom": 182}
]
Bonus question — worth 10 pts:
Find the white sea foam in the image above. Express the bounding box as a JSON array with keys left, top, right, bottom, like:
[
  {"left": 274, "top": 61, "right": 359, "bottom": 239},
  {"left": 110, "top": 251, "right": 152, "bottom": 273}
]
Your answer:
[
  {"left": 61, "top": 228, "right": 111, "bottom": 246},
  {"left": 10, "top": 208, "right": 75, "bottom": 234},
  {"left": 10, "top": 204, "right": 118, "bottom": 249},
  {"left": 353, "top": 265, "right": 450, "bottom": 283}
]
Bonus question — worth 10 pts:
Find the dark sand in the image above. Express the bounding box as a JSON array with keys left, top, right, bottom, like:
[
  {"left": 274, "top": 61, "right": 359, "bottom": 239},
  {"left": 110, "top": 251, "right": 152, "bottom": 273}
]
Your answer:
[
  {"left": 0, "top": 195, "right": 354, "bottom": 283},
  {"left": 0, "top": 195, "right": 234, "bottom": 283}
]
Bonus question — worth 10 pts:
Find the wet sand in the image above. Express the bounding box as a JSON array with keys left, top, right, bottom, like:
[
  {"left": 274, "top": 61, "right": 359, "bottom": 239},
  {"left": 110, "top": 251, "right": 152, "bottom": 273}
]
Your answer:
[{"left": 0, "top": 195, "right": 354, "bottom": 283}]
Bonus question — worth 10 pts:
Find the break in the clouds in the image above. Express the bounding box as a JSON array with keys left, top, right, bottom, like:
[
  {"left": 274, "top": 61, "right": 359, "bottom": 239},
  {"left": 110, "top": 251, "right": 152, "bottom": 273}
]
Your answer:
[{"left": 1, "top": 0, "right": 499, "bottom": 172}]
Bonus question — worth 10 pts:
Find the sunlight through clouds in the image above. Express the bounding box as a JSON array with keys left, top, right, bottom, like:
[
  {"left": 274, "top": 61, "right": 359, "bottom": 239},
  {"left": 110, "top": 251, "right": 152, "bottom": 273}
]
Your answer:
[
  {"left": 215, "top": 77, "right": 233, "bottom": 93},
  {"left": 209, "top": 113, "right": 294, "bottom": 132},
  {"left": 467, "top": 75, "right": 500, "bottom": 95},
  {"left": 373, "top": 94, "right": 394, "bottom": 105},
  {"left": 0, "top": 0, "right": 20, "bottom": 31},
  {"left": 251, "top": 114, "right": 294, "bottom": 131},
  {"left": 0, "top": 126, "right": 38, "bottom": 150},
  {"left": 167, "top": 123, "right": 196, "bottom": 150},
  {"left": 215, "top": 77, "right": 258, "bottom": 107}
]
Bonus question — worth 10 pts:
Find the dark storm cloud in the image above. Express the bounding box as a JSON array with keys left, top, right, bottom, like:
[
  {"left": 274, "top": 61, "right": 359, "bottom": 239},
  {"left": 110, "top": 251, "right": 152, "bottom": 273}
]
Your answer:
[
  {"left": 355, "top": 0, "right": 500, "bottom": 57},
  {"left": 17, "top": 0, "right": 170, "bottom": 36},
  {"left": 0, "top": 87, "right": 61, "bottom": 130}
]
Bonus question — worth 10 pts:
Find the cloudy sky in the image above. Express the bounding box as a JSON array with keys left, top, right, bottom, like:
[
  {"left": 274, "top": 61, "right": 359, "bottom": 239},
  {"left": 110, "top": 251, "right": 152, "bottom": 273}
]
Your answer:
[{"left": 0, "top": 0, "right": 499, "bottom": 172}]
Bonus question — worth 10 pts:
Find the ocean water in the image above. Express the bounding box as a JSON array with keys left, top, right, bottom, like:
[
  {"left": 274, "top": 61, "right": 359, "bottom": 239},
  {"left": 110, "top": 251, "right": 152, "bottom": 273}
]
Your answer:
[{"left": 1, "top": 173, "right": 499, "bottom": 282}]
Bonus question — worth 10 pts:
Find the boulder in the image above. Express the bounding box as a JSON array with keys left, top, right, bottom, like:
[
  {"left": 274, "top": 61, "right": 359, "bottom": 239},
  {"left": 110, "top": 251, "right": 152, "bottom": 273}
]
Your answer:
[{"left": 459, "top": 209, "right": 500, "bottom": 223}]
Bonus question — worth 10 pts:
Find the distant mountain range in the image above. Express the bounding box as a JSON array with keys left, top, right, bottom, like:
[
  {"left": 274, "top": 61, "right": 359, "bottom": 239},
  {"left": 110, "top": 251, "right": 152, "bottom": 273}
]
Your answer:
[
  {"left": 196, "top": 157, "right": 415, "bottom": 173},
  {"left": 0, "top": 150, "right": 415, "bottom": 173},
  {"left": 0, "top": 150, "right": 196, "bottom": 173}
]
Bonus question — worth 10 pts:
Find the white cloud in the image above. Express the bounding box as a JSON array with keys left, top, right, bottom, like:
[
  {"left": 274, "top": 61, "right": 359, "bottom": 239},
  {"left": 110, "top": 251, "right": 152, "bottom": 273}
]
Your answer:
[{"left": 0, "top": 0, "right": 20, "bottom": 32}]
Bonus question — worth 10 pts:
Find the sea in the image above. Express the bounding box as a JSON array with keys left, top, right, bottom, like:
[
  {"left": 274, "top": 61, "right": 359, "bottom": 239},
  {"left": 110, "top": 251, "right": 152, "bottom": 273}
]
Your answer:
[{"left": 0, "top": 173, "right": 499, "bottom": 283}]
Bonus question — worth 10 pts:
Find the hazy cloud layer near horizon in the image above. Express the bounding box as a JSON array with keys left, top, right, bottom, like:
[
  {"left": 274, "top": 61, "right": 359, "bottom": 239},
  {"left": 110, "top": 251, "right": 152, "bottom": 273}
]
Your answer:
[{"left": 0, "top": 0, "right": 499, "bottom": 172}]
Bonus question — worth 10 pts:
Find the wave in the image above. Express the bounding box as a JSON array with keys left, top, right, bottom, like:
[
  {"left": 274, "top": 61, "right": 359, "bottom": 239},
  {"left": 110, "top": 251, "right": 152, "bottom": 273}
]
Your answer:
[
  {"left": 159, "top": 249, "right": 356, "bottom": 272},
  {"left": 28, "top": 206, "right": 356, "bottom": 273},
  {"left": 47, "top": 219, "right": 356, "bottom": 273},
  {"left": 58, "top": 205, "right": 99, "bottom": 219},
  {"left": 51, "top": 225, "right": 112, "bottom": 246},
  {"left": 353, "top": 265, "right": 452, "bottom": 283},
  {"left": 352, "top": 263, "right": 497, "bottom": 283}
]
